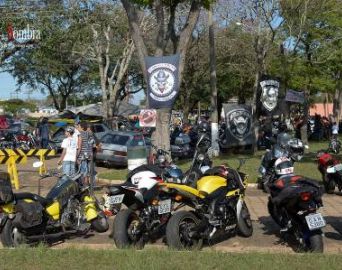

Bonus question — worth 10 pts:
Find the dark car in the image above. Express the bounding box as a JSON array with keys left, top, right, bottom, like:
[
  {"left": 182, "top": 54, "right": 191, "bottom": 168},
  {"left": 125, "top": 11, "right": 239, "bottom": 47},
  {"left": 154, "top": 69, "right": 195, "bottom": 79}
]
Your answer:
[{"left": 95, "top": 131, "right": 149, "bottom": 167}]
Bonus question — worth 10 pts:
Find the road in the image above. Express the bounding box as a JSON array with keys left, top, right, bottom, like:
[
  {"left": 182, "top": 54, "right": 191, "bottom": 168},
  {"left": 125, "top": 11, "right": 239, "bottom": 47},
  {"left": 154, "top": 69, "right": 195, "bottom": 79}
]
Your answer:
[{"left": 1, "top": 157, "right": 342, "bottom": 253}]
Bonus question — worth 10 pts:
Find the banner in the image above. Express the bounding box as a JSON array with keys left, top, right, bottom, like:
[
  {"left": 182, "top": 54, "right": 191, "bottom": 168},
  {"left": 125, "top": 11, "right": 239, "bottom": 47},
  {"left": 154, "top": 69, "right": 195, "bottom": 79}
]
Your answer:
[
  {"left": 139, "top": 109, "right": 156, "bottom": 127},
  {"left": 145, "top": 54, "right": 180, "bottom": 109},
  {"left": 259, "top": 79, "right": 280, "bottom": 112},
  {"left": 222, "top": 104, "right": 255, "bottom": 147},
  {"left": 285, "top": 89, "right": 305, "bottom": 104}
]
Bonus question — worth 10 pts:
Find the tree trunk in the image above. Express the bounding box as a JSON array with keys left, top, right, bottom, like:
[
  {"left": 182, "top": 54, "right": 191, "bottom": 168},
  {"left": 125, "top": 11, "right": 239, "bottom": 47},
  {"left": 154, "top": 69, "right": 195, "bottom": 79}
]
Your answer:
[{"left": 209, "top": 6, "right": 219, "bottom": 156}]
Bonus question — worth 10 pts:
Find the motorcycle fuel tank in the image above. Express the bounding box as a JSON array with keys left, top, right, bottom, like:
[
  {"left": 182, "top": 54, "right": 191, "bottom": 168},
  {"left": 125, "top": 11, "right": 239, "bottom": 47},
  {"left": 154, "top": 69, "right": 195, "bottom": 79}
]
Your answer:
[{"left": 196, "top": 175, "right": 227, "bottom": 195}]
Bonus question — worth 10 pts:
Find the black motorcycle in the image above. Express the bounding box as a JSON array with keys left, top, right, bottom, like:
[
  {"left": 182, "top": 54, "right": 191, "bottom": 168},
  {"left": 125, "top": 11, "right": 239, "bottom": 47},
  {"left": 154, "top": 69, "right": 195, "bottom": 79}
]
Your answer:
[
  {"left": 268, "top": 176, "right": 325, "bottom": 252},
  {"left": 0, "top": 167, "right": 108, "bottom": 247},
  {"left": 107, "top": 174, "right": 180, "bottom": 249}
]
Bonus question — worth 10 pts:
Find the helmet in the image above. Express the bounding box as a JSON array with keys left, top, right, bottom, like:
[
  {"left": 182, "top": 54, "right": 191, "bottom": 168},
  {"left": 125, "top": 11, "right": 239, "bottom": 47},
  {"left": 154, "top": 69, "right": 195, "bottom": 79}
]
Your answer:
[
  {"left": 163, "top": 165, "right": 184, "bottom": 183},
  {"left": 274, "top": 157, "right": 294, "bottom": 176},
  {"left": 199, "top": 121, "right": 210, "bottom": 133},
  {"left": 66, "top": 126, "right": 75, "bottom": 135},
  {"left": 287, "top": 138, "right": 304, "bottom": 161}
]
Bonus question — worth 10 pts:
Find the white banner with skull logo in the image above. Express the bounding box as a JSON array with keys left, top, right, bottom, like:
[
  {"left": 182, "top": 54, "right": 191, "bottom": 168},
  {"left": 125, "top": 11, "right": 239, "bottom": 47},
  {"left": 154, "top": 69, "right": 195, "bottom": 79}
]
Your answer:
[
  {"left": 259, "top": 79, "right": 280, "bottom": 112},
  {"left": 221, "top": 104, "right": 255, "bottom": 147},
  {"left": 145, "top": 54, "right": 180, "bottom": 109}
]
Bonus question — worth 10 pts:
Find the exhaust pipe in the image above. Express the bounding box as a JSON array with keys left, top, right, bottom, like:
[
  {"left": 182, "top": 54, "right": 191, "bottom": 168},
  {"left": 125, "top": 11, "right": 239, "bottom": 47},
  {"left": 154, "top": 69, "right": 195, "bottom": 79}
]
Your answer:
[{"left": 26, "top": 230, "right": 77, "bottom": 241}]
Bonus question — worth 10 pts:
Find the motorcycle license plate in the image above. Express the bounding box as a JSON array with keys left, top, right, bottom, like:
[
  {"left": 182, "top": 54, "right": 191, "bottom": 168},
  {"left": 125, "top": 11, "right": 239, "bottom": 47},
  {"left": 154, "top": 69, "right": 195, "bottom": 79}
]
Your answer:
[
  {"left": 108, "top": 194, "right": 125, "bottom": 204},
  {"left": 158, "top": 199, "right": 171, "bottom": 215},
  {"left": 335, "top": 164, "right": 342, "bottom": 171},
  {"left": 305, "top": 213, "right": 326, "bottom": 231}
]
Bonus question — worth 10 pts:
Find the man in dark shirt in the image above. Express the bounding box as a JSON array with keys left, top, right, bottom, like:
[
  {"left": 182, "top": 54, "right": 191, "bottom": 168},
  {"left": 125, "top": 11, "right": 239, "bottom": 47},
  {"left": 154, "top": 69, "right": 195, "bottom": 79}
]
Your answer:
[
  {"left": 77, "top": 122, "right": 93, "bottom": 186},
  {"left": 39, "top": 117, "right": 49, "bottom": 149}
]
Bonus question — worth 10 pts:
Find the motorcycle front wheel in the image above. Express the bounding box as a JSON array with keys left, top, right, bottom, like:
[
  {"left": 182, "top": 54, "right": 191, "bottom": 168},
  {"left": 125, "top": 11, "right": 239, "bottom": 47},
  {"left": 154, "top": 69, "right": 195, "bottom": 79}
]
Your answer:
[
  {"left": 166, "top": 211, "right": 203, "bottom": 250},
  {"left": 237, "top": 202, "right": 253, "bottom": 237},
  {"left": 91, "top": 213, "right": 109, "bottom": 233},
  {"left": 0, "top": 220, "right": 27, "bottom": 247},
  {"left": 113, "top": 209, "right": 145, "bottom": 249}
]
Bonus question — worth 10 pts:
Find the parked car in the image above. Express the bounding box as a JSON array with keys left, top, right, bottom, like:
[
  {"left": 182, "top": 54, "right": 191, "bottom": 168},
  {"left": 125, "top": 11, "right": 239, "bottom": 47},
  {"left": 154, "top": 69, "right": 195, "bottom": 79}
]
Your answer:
[
  {"left": 51, "top": 122, "right": 111, "bottom": 151},
  {"left": 90, "top": 123, "right": 111, "bottom": 140},
  {"left": 96, "top": 131, "right": 149, "bottom": 167}
]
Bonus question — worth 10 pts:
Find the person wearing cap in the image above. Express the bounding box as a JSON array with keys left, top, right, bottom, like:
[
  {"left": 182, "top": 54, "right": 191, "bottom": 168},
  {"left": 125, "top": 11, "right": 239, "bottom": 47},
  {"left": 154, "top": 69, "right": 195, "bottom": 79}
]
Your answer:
[{"left": 58, "top": 126, "right": 77, "bottom": 177}]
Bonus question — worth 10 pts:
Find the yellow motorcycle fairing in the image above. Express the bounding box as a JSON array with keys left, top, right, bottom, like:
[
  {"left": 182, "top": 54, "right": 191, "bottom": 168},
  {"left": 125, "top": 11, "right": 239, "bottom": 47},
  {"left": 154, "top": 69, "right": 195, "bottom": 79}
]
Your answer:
[
  {"left": 196, "top": 176, "right": 227, "bottom": 196},
  {"left": 83, "top": 195, "right": 98, "bottom": 221},
  {"left": 159, "top": 183, "right": 205, "bottom": 199},
  {"left": 46, "top": 201, "right": 60, "bottom": 220},
  {"left": 1, "top": 203, "right": 15, "bottom": 214}
]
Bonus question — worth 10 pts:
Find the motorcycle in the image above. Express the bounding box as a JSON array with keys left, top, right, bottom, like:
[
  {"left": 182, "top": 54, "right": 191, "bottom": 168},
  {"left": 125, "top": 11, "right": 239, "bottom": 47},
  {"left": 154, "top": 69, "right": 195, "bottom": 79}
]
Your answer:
[
  {"left": 258, "top": 137, "right": 304, "bottom": 192},
  {"left": 182, "top": 132, "right": 212, "bottom": 187},
  {"left": 106, "top": 170, "right": 182, "bottom": 249},
  {"left": 0, "top": 162, "right": 108, "bottom": 247},
  {"left": 257, "top": 137, "right": 290, "bottom": 192},
  {"left": 160, "top": 160, "right": 253, "bottom": 250},
  {"left": 328, "top": 137, "right": 341, "bottom": 154},
  {"left": 267, "top": 166, "right": 325, "bottom": 252},
  {"left": 170, "top": 132, "right": 193, "bottom": 159},
  {"left": 317, "top": 150, "right": 342, "bottom": 193}
]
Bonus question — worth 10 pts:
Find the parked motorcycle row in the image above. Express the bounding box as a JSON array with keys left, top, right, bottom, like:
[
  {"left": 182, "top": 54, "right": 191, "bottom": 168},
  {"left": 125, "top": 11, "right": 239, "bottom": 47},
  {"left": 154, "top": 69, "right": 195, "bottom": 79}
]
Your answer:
[{"left": 1, "top": 122, "right": 340, "bottom": 253}]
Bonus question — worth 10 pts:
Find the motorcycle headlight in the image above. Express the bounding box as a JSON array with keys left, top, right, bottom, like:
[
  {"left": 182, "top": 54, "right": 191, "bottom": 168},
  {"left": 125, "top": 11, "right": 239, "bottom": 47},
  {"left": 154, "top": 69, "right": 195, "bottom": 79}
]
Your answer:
[
  {"left": 197, "top": 154, "right": 205, "bottom": 161},
  {"left": 158, "top": 155, "right": 166, "bottom": 163}
]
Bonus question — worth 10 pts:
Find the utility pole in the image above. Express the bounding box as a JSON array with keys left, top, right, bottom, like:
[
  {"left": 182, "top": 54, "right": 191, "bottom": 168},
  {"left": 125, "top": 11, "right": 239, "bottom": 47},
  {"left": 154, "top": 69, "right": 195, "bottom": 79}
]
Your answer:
[{"left": 209, "top": 5, "right": 219, "bottom": 156}]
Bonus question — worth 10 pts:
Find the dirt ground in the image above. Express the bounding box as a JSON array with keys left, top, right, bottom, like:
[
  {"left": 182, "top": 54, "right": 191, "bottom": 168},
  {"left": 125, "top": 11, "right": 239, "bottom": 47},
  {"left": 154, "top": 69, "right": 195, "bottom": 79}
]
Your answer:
[{"left": 1, "top": 157, "right": 342, "bottom": 253}]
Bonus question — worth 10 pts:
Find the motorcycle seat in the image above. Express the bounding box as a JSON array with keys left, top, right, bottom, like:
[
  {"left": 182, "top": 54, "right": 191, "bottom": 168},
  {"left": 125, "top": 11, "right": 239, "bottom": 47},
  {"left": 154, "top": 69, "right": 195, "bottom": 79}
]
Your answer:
[{"left": 14, "top": 192, "right": 53, "bottom": 207}]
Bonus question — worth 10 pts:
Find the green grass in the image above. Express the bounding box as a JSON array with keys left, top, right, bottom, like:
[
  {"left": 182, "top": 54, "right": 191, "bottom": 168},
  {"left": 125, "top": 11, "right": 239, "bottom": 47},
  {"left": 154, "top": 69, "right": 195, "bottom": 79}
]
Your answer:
[
  {"left": 1, "top": 247, "right": 342, "bottom": 270},
  {"left": 97, "top": 139, "right": 332, "bottom": 183}
]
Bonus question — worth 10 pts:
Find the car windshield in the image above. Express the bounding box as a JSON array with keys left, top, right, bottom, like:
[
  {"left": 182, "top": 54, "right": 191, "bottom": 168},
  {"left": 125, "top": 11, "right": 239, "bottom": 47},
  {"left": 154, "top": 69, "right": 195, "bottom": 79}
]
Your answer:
[
  {"left": 102, "top": 134, "right": 130, "bottom": 145},
  {"left": 129, "top": 135, "right": 145, "bottom": 147}
]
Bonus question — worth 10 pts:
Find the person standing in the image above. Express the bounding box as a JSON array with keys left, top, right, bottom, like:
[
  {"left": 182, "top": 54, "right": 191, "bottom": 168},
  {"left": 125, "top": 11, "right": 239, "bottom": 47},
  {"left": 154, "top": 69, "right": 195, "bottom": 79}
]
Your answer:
[
  {"left": 77, "top": 122, "right": 93, "bottom": 185},
  {"left": 39, "top": 117, "right": 49, "bottom": 149},
  {"left": 58, "top": 127, "right": 77, "bottom": 176},
  {"left": 332, "top": 121, "right": 339, "bottom": 140}
]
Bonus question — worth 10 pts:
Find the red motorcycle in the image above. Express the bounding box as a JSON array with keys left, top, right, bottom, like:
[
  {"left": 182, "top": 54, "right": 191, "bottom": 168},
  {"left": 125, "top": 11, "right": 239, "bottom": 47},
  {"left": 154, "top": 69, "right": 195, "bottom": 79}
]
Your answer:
[{"left": 317, "top": 151, "right": 342, "bottom": 193}]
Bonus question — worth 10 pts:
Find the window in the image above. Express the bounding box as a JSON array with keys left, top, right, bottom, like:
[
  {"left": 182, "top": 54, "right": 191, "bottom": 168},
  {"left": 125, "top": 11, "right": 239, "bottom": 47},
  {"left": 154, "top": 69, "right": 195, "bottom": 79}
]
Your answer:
[
  {"left": 94, "top": 125, "right": 105, "bottom": 133},
  {"left": 129, "top": 135, "right": 145, "bottom": 147},
  {"left": 101, "top": 134, "right": 129, "bottom": 145}
]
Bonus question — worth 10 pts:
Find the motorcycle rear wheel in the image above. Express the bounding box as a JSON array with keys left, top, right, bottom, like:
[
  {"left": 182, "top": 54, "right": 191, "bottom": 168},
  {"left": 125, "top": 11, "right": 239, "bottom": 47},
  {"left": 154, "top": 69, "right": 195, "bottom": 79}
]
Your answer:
[
  {"left": 323, "top": 176, "right": 335, "bottom": 194},
  {"left": 305, "top": 232, "right": 324, "bottom": 253},
  {"left": 166, "top": 211, "right": 203, "bottom": 250},
  {"left": 113, "top": 209, "right": 144, "bottom": 249},
  {"left": 0, "top": 220, "right": 27, "bottom": 247}
]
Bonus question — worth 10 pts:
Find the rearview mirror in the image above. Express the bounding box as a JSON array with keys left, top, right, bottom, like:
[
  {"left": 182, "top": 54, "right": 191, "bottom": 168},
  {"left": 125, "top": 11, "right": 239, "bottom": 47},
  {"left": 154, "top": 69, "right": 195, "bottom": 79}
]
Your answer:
[{"left": 33, "top": 161, "right": 43, "bottom": 168}]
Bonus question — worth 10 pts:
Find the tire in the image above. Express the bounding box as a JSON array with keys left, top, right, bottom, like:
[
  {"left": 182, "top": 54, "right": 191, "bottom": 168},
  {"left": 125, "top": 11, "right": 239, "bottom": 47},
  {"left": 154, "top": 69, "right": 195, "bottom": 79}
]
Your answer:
[
  {"left": 237, "top": 202, "right": 253, "bottom": 237},
  {"left": 166, "top": 211, "right": 203, "bottom": 250},
  {"left": 91, "top": 214, "right": 109, "bottom": 233},
  {"left": 257, "top": 177, "right": 264, "bottom": 190},
  {"left": 0, "top": 219, "right": 27, "bottom": 247},
  {"left": 267, "top": 199, "right": 283, "bottom": 227},
  {"left": 184, "top": 168, "right": 202, "bottom": 187},
  {"left": 308, "top": 233, "right": 324, "bottom": 253},
  {"left": 113, "top": 209, "right": 144, "bottom": 249},
  {"left": 323, "top": 175, "right": 335, "bottom": 194}
]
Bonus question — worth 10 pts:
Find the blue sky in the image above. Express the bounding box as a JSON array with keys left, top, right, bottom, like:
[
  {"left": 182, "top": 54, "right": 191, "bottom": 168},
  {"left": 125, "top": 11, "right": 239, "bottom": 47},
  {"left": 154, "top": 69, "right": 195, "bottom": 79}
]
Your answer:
[{"left": 0, "top": 72, "right": 46, "bottom": 100}]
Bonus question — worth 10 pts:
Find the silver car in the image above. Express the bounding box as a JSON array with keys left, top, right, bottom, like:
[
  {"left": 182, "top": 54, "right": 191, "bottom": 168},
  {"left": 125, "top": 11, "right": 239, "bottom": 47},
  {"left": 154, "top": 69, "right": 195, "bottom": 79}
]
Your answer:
[{"left": 95, "top": 131, "right": 149, "bottom": 167}]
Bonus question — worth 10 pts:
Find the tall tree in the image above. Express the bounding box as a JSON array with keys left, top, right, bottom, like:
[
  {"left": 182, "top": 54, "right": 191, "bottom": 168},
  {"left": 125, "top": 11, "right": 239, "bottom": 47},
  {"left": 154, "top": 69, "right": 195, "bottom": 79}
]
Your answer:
[{"left": 120, "top": 0, "right": 207, "bottom": 153}]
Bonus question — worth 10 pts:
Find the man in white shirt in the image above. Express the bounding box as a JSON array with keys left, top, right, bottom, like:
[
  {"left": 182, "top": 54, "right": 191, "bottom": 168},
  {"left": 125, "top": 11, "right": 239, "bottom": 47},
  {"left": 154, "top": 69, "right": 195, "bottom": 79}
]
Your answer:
[{"left": 58, "top": 126, "right": 78, "bottom": 176}]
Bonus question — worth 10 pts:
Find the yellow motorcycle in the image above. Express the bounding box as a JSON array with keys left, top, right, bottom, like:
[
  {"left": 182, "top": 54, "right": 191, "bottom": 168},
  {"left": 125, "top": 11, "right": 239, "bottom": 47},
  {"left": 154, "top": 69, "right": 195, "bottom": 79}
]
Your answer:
[
  {"left": 0, "top": 165, "right": 108, "bottom": 247},
  {"left": 160, "top": 160, "right": 253, "bottom": 249}
]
